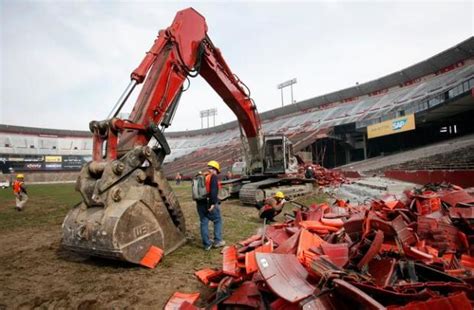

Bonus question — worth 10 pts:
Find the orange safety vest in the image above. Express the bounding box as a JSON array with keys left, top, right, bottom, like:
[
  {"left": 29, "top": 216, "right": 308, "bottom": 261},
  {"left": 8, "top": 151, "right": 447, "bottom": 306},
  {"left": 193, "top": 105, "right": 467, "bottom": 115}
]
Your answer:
[
  {"left": 205, "top": 173, "right": 221, "bottom": 194},
  {"left": 13, "top": 180, "right": 23, "bottom": 194}
]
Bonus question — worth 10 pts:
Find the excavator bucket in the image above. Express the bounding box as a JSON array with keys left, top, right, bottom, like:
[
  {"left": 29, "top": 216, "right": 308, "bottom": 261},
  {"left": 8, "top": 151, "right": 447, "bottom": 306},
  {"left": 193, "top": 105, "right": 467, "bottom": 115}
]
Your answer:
[{"left": 61, "top": 146, "right": 186, "bottom": 265}]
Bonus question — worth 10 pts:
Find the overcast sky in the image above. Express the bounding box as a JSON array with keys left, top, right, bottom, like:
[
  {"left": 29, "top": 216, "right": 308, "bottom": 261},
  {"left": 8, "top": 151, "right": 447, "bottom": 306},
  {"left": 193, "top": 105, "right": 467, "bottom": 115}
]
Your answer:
[{"left": 1, "top": 0, "right": 472, "bottom": 132}]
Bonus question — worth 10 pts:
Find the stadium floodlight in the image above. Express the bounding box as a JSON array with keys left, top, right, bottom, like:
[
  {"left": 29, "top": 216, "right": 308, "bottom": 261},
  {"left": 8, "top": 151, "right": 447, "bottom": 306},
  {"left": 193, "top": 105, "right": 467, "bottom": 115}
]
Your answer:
[
  {"left": 200, "top": 108, "right": 218, "bottom": 128},
  {"left": 277, "top": 78, "right": 297, "bottom": 106}
]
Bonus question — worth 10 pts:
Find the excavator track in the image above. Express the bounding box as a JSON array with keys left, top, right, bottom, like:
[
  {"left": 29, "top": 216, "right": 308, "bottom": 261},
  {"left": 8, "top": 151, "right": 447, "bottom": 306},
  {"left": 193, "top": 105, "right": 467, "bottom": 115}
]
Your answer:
[{"left": 239, "top": 177, "right": 315, "bottom": 205}]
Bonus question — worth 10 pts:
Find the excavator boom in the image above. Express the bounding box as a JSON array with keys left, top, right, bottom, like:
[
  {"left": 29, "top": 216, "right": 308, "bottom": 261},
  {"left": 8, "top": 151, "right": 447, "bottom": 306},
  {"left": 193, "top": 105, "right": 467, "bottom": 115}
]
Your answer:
[{"left": 62, "top": 8, "right": 264, "bottom": 266}]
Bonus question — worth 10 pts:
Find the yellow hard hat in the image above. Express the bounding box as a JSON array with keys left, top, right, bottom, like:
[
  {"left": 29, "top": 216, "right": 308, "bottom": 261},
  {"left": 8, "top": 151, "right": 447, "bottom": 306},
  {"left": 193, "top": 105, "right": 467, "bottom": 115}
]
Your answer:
[
  {"left": 275, "top": 191, "right": 285, "bottom": 199},
  {"left": 16, "top": 174, "right": 24, "bottom": 179},
  {"left": 207, "top": 160, "right": 220, "bottom": 173}
]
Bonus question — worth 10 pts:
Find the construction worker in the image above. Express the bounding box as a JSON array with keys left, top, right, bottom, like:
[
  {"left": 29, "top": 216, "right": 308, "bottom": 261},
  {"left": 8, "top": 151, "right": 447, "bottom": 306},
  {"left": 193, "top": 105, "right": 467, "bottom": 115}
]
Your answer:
[
  {"left": 256, "top": 191, "right": 287, "bottom": 222},
  {"left": 305, "top": 166, "right": 314, "bottom": 179},
  {"left": 175, "top": 172, "right": 182, "bottom": 185},
  {"left": 13, "top": 174, "right": 28, "bottom": 211},
  {"left": 196, "top": 160, "right": 225, "bottom": 251}
]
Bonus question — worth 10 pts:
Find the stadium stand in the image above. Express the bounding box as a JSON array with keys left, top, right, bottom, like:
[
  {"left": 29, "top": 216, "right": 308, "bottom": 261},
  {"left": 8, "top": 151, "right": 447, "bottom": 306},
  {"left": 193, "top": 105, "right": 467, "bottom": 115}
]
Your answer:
[
  {"left": 164, "top": 37, "right": 474, "bottom": 177},
  {"left": 0, "top": 125, "right": 91, "bottom": 183}
]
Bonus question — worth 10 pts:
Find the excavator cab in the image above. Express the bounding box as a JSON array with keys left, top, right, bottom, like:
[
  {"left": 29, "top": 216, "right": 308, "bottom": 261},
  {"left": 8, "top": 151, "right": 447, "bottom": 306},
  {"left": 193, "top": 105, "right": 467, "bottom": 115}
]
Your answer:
[{"left": 263, "top": 135, "right": 299, "bottom": 175}]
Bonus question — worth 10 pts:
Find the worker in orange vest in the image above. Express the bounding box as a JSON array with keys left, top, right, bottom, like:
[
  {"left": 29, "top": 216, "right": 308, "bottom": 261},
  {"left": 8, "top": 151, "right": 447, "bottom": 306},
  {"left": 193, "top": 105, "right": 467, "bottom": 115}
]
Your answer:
[
  {"left": 13, "top": 174, "right": 28, "bottom": 211},
  {"left": 257, "top": 191, "right": 287, "bottom": 222},
  {"left": 196, "top": 160, "right": 225, "bottom": 251}
]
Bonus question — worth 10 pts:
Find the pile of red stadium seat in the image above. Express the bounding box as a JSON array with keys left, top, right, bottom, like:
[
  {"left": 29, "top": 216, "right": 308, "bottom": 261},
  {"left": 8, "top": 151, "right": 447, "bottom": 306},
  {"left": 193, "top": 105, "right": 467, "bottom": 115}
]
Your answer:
[{"left": 166, "top": 182, "right": 474, "bottom": 309}]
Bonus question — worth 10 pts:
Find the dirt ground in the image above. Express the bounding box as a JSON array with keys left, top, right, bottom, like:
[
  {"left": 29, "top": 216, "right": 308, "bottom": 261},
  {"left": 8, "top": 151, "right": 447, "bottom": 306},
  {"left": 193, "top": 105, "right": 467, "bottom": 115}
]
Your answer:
[{"left": 0, "top": 182, "right": 321, "bottom": 308}]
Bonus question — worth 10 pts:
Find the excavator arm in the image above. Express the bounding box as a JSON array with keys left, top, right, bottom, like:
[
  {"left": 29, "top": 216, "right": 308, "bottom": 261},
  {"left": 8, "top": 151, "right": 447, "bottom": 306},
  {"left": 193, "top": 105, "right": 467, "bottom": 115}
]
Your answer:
[
  {"left": 94, "top": 8, "right": 262, "bottom": 173},
  {"left": 62, "top": 8, "right": 263, "bottom": 266}
]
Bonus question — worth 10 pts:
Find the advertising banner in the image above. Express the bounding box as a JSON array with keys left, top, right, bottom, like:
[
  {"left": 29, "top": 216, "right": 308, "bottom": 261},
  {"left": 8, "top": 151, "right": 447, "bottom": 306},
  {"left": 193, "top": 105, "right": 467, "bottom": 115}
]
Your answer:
[
  {"left": 45, "top": 163, "right": 62, "bottom": 170},
  {"left": 367, "top": 114, "right": 416, "bottom": 139},
  {"left": 45, "top": 156, "right": 62, "bottom": 163},
  {"left": 25, "top": 163, "right": 43, "bottom": 170}
]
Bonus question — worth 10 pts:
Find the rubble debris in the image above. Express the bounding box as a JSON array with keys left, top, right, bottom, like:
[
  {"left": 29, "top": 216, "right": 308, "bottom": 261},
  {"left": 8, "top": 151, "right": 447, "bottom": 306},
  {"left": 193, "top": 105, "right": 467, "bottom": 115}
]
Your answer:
[
  {"left": 171, "top": 182, "right": 474, "bottom": 308},
  {"left": 301, "top": 164, "right": 348, "bottom": 187}
]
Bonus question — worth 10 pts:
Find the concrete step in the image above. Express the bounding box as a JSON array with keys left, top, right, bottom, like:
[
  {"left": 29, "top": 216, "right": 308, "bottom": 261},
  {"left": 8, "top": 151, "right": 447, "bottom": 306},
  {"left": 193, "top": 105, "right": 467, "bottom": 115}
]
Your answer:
[{"left": 328, "top": 177, "right": 418, "bottom": 205}]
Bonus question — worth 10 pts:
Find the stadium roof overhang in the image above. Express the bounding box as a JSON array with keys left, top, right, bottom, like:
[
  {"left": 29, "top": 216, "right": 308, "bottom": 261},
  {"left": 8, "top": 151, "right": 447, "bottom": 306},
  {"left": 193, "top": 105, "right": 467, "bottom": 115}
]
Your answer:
[
  {"left": 0, "top": 124, "right": 91, "bottom": 138},
  {"left": 416, "top": 92, "right": 474, "bottom": 124}
]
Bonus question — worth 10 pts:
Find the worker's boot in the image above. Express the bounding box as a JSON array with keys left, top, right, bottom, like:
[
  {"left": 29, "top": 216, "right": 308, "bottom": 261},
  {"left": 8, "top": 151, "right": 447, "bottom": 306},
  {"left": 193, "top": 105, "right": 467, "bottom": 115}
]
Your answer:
[{"left": 213, "top": 240, "right": 226, "bottom": 248}]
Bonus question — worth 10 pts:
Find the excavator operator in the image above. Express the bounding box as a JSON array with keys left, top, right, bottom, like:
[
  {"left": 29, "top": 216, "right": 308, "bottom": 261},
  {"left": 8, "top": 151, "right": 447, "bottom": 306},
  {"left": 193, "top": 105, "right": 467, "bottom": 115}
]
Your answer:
[
  {"left": 196, "top": 160, "right": 226, "bottom": 251},
  {"left": 256, "top": 191, "right": 287, "bottom": 222}
]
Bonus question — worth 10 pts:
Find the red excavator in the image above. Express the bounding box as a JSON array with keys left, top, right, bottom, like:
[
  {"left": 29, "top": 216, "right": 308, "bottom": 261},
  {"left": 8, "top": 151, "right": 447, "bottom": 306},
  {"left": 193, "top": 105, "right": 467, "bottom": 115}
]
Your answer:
[{"left": 62, "top": 8, "right": 313, "bottom": 265}]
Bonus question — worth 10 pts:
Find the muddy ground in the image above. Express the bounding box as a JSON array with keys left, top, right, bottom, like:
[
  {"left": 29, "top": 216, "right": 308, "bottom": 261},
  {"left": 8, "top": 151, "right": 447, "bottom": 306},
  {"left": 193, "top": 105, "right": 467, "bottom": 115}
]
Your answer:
[
  {"left": 0, "top": 183, "right": 322, "bottom": 308},
  {"left": 0, "top": 183, "right": 259, "bottom": 309}
]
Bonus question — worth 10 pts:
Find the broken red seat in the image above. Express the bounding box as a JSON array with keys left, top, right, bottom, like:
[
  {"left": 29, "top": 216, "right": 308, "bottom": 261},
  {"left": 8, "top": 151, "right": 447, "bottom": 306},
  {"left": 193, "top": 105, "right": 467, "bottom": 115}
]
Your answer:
[
  {"left": 413, "top": 192, "right": 442, "bottom": 215},
  {"left": 461, "top": 254, "right": 474, "bottom": 269},
  {"left": 222, "top": 245, "right": 240, "bottom": 277},
  {"left": 297, "top": 229, "right": 325, "bottom": 263},
  {"left": 392, "top": 216, "right": 417, "bottom": 247},
  {"left": 299, "top": 220, "right": 339, "bottom": 234},
  {"left": 320, "top": 242, "right": 349, "bottom": 268},
  {"left": 332, "top": 279, "right": 385, "bottom": 309},
  {"left": 256, "top": 253, "right": 316, "bottom": 303},
  {"left": 139, "top": 246, "right": 164, "bottom": 268},
  {"left": 417, "top": 216, "right": 438, "bottom": 239},
  {"left": 350, "top": 281, "right": 434, "bottom": 306},
  {"left": 285, "top": 226, "right": 300, "bottom": 235},
  {"left": 247, "top": 239, "right": 264, "bottom": 248},
  {"left": 431, "top": 222, "right": 464, "bottom": 252},
  {"left": 303, "top": 203, "right": 329, "bottom": 221},
  {"left": 270, "top": 298, "right": 299, "bottom": 310},
  {"left": 386, "top": 291, "right": 472, "bottom": 310},
  {"left": 367, "top": 213, "right": 395, "bottom": 236},
  {"left": 265, "top": 225, "right": 291, "bottom": 246},
  {"left": 238, "top": 234, "right": 262, "bottom": 247},
  {"left": 194, "top": 268, "right": 223, "bottom": 286},
  {"left": 372, "top": 194, "right": 405, "bottom": 211},
  {"left": 343, "top": 216, "right": 365, "bottom": 241},
  {"left": 368, "top": 257, "right": 397, "bottom": 287},
  {"left": 321, "top": 217, "right": 345, "bottom": 228},
  {"left": 355, "top": 230, "right": 384, "bottom": 269},
  {"left": 164, "top": 292, "right": 200, "bottom": 310},
  {"left": 449, "top": 206, "right": 474, "bottom": 220},
  {"left": 273, "top": 229, "right": 301, "bottom": 255},
  {"left": 245, "top": 240, "right": 273, "bottom": 274},
  {"left": 222, "top": 281, "right": 261, "bottom": 308},
  {"left": 439, "top": 189, "right": 474, "bottom": 208}
]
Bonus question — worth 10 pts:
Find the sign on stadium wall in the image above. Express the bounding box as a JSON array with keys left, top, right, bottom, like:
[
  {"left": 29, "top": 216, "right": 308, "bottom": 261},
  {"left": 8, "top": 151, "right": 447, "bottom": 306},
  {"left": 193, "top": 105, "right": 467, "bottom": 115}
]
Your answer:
[
  {"left": 0, "top": 154, "right": 88, "bottom": 173},
  {"left": 367, "top": 114, "right": 416, "bottom": 139},
  {"left": 45, "top": 155, "right": 62, "bottom": 162}
]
